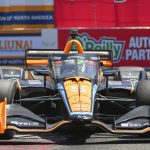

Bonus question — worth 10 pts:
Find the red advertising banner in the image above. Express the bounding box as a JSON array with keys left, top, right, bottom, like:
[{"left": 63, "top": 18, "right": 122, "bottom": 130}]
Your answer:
[
  {"left": 58, "top": 28, "right": 150, "bottom": 67},
  {"left": 55, "top": 0, "right": 150, "bottom": 28}
]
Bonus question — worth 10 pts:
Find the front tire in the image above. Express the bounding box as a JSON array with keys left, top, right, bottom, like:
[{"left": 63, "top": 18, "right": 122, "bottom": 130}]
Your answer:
[
  {"left": 0, "top": 80, "right": 20, "bottom": 139},
  {"left": 0, "top": 79, "right": 20, "bottom": 104}
]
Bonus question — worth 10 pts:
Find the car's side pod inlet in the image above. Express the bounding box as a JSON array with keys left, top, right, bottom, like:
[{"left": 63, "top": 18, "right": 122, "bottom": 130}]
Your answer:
[{"left": 64, "top": 39, "right": 84, "bottom": 54}]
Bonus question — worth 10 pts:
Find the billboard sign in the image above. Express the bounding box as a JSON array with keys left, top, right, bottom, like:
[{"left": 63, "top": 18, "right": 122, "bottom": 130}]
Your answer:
[
  {"left": 0, "top": 28, "right": 58, "bottom": 65},
  {"left": 58, "top": 28, "right": 150, "bottom": 67},
  {"left": 0, "top": 0, "right": 54, "bottom": 29}
]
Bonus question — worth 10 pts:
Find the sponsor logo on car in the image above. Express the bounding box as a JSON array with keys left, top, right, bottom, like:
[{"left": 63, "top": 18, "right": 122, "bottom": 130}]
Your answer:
[
  {"left": 3, "top": 70, "right": 21, "bottom": 78},
  {"left": 121, "top": 122, "right": 150, "bottom": 128},
  {"left": 11, "top": 121, "right": 39, "bottom": 127}
]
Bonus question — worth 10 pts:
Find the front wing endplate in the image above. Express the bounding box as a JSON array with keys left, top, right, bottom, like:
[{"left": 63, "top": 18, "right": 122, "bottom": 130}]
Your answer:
[{"left": 0, "top": 98, "right": 6, "bottom": 134}]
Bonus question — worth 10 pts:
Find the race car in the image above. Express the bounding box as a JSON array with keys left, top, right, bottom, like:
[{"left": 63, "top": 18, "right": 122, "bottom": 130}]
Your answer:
[{"left": 0, "top": 32, "right": 150, "bottom": 139}]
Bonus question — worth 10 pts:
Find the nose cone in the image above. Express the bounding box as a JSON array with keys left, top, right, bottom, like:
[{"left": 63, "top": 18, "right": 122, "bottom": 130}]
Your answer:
[
  {"left": 64, "top": 78, "right": 92, "bottom": 113},
  {"left": 70, "top": 113, "right": 93, "bottom": 121}
]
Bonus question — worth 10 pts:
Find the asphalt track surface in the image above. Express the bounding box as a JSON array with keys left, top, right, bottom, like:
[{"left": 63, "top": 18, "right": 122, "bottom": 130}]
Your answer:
[{"left": 1, "top": 132, "right": 150, "bottom": 150}]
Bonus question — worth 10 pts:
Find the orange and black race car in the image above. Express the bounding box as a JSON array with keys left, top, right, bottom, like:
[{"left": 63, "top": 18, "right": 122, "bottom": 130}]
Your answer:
[{"left": 0, "top": 31, "right": 150, "bottom": 139}]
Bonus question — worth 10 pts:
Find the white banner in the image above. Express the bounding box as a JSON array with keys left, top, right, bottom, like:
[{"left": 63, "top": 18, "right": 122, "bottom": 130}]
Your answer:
[
  {"left": 0, "top": 28, "right": 58, "bottom": 65},
  {"left": 0, "top": 29, "right": 58, "bottom": 50}
]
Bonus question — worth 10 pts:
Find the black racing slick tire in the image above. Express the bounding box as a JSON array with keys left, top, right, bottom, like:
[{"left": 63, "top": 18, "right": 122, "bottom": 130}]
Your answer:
[
  {"left": 136, "top": 80, "right": 150, "bottom": 105},
  {"left": 0, "top": 130, "right": 15, "bottom": 140},
  {"left": 0, "top": 79, "right": 20, "bottom": 104},
  {"left": 0, "top": 80, "right": 20, "bottom": 139}
]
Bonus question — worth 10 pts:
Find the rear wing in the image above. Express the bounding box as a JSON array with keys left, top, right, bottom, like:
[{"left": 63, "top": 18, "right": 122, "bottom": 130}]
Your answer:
[
  {"left": 26, "top": 49, "right": 113, "bottom": 67},
  {"left": 0, "top": 49, "right": 113, "bottom": 68}
]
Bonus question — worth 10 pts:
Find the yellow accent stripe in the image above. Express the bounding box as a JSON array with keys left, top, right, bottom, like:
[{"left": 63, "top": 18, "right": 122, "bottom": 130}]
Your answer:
[
  {"left": 27, "top": 59, "right": 48, "bottom": 66},
  {"left": 0, "top": 24, "right": 55, "bottom": 29},
  {"left": 0, "top": 30, "right": 41, "bottom": 34},
  {"left": 130, "top": 80, "right": 134, "bottom": 94},
  {"left": 101, "top": 60, "right": 113, "bottom": 67},
  {"left": 0, "top": 6, "right": 54, "bottom": 12}
]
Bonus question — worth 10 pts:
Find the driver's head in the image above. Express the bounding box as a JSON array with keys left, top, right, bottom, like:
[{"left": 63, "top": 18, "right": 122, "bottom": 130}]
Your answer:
[
  {"left": 78, "top": 60, "right": 85, "bottom": 72},
  {"left": 64, "top": 59, "right": 75, "bottom": 66},
  {"left": 63, "top": 59, "right": 75, "bottom": 72},
  {"left": 63, "top": 59, "right": 86, "bottom": 73}
]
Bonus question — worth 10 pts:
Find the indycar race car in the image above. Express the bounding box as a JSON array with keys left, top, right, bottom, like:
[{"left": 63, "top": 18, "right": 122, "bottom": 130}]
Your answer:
[{"left": 0, "top": 32, "right": 150, "bottom": 139}]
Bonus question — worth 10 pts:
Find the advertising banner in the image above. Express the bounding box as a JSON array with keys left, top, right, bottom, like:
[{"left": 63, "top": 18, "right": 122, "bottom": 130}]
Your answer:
[
  {"left": 1, "top": 28, "right": 150, "bottom": 67},
  {"left": 0, "top": 29, "right": 58, "bottom": 65},
  {"left": 54, "top": 0, "right": 150, "bottom": 28},
  {"left": 58, "top": 28, "right": 150, "bottom": 67},
  {"left": 0, "top": 0, "right": 54, "bottom": 29}
]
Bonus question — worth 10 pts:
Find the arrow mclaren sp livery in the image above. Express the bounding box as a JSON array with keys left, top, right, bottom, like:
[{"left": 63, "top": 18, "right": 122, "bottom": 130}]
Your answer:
[{"left": 0, "top": 31, "right": 150, "bottom": 139}]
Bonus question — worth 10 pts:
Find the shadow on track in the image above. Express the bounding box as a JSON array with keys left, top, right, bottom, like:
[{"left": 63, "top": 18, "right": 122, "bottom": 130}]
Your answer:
[
  {"left": 36, "top": 128, "right": 150, "bottom": 145},
  {"left": 1, "top": 131, "right": 150, "bottom": 146}
]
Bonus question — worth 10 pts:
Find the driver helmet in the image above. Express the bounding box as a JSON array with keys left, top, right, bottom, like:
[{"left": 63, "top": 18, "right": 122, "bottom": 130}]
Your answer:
[
  {"left": 78, "top": 60, "right": 86, "bottom": 72},
  {"left": 63, "top": 59, "right": 75, "bottom": 73},
  {"left": 65, "top": 59, "right": 75, "bottom": 65},
  {"left": 63, "top": 59, "right": 86, "bottom": 73}
]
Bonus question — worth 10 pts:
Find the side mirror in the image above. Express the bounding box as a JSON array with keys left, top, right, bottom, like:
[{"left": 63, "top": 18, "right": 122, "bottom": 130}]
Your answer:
[
  {"left": 34, "top": 69, "right": 49, "bottom": 76},
  {"left": 34, "top": 69, "right": 50, "bottom": 87},
  {"left": 103, "top": 69, "right": 118, "bottom": 88},
  {"left": 100, "top": 62, "right": 103, "bottom": 66},
  {"left": 103, "top": 69, "right": 117, "bottom": 77}
]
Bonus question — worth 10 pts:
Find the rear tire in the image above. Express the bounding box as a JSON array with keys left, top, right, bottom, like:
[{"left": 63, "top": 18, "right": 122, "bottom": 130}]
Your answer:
[{"left": 136, "top": 80, "right": 150, "bottom": 105}]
